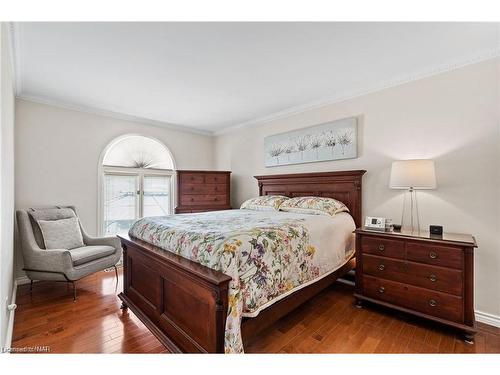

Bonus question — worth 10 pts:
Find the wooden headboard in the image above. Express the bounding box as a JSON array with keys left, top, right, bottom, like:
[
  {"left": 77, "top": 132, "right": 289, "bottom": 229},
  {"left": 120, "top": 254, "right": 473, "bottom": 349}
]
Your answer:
[{"left": 254, "top": 170, "right": 366, "bottom": 228}]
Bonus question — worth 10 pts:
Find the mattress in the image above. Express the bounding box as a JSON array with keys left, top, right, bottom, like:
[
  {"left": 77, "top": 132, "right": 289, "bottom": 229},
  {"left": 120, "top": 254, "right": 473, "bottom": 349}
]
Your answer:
[{"left": 129, "top": 209, "right": 355, "bottom": 353}]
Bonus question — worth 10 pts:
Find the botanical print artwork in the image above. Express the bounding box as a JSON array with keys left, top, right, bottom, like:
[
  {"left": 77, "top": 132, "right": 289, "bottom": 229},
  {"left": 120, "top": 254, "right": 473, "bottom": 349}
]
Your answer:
[
  {"left": 264, "top": 117, "right": 358, "bottom": 167},
  {"left": 128, "top": 210, "right": 320, "bottom": 354}
]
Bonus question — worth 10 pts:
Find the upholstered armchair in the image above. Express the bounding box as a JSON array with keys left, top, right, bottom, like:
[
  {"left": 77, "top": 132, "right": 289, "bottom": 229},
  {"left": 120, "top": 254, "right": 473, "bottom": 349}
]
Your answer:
[{"left": 16, "top": 206, "right": 122, "bottom": 301}]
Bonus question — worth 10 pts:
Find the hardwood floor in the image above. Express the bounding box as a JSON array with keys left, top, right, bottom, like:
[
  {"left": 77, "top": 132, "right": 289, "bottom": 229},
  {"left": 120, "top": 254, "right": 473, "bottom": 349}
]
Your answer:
[
  {"left": 12, "top": 268, "right": 166, "bottom": 353},
  {"left": 12, "top": 268, "right": 500, "bottom": 354}
]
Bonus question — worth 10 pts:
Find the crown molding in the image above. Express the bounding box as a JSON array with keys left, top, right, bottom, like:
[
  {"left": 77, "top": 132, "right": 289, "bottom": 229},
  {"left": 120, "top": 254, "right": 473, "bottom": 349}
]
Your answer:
[
  {"left": 16, "top": 94, "right": 213, "bottom": 136},
  {"left": 214, "top": 48, "right": 500, "bottom": 136}
]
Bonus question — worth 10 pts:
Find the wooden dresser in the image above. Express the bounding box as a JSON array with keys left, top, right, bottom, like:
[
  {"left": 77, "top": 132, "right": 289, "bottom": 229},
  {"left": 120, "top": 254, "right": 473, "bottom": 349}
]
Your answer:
[
  {"left": 354, "top": 228, "right": 477, "bottom": 343},
  {"left": 175, "top": 170, "right": 231, "bottom": 213}
]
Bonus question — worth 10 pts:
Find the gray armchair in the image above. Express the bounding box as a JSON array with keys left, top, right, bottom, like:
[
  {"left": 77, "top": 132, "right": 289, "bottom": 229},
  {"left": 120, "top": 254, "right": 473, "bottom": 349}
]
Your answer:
[{"left": 16, "top": 205, "right": 122, "bottom": 301}]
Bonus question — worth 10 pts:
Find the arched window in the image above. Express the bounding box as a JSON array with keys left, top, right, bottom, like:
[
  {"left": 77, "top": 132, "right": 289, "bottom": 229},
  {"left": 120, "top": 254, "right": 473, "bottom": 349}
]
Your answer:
[{"left": 99, "top": 135, "right": 175, "bottom": 236}]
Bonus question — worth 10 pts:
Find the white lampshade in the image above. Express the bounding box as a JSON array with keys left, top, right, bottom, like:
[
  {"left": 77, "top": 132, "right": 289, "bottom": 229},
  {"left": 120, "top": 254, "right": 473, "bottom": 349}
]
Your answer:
[{"left": 390, "top": 159, "right": 436, "bottom": 190}]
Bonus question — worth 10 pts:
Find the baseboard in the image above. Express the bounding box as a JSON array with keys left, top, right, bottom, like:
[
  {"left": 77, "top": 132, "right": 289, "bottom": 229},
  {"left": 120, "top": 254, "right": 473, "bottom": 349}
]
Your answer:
[
  {"left": 4, "top": 279, "right": 18, "bottom": 350},
  {"left": 15, "top": 275, "right": 31, "bottom": 285},
  {"left": 475, "top": 310, "right": 500, "bottom": 328}
]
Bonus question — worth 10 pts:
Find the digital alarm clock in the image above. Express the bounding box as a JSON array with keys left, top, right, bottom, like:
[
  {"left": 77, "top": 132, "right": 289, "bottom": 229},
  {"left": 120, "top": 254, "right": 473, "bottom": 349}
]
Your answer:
[{"left": 364, "top": 216, "right": 386, "bottom": 231}]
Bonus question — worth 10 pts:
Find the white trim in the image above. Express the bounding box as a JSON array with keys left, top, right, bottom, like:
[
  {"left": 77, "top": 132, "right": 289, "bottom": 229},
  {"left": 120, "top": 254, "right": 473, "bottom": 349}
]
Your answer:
[
  {"left": 4, "top": 280, "right": 18, "bottom": 350},
  {"left": 214, "top": 49, "right": 500, "bottom": 135},
  {"left": 15, "top": 275, "right": 31, "bottom": 285},
  {"left": 475, "top": 310, "right": 500, "bottom": 328},
  {"left": 16, "top": 95, "right": 212, "bottom": 136}
]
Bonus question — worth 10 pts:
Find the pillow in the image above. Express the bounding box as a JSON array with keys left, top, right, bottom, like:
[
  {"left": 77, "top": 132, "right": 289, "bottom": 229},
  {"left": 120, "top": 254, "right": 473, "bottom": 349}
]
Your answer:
[
  {"left": 240, "top": 195, "right": 289, "bottom": 211},
  {"left": 37, "top": 217, "right": 85, "bottom": 250},
  {"left": 279, "top": 196, "right": 349, "bottom": 217},
  {"left": 28, "top": 207, "right": 77, "bottom": 249},
  {"left": 29, "top": 207, "right": 76, "bottom": 222}
]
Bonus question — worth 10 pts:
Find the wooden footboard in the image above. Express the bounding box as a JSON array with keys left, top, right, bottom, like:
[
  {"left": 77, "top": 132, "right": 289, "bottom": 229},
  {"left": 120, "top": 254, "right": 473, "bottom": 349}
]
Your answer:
[{"left": 118, "top": 235, "right": 231, "bottom": 353}]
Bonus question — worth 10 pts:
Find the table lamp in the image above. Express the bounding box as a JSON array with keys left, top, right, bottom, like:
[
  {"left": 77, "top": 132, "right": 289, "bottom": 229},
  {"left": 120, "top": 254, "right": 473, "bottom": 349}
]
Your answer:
[{"left": 389, "top": 159, "right": 436, "bottom": 233}]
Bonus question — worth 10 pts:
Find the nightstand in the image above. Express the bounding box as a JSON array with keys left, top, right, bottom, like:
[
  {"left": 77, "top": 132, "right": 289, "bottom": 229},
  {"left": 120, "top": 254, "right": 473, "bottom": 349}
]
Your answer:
[{"left": 354, "top": 228, "right": 477, "bottom": 343}]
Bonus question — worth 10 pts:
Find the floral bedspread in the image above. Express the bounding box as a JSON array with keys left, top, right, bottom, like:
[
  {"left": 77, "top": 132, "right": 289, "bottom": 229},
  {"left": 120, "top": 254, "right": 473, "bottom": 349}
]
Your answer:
[{"left": 128, "top": 209, "right": 321, "bottom": 353}]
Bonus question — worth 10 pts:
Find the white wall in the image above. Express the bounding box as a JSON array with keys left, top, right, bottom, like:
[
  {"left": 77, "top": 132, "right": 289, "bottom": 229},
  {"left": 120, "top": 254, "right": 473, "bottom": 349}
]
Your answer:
[
  {"left": 15, "top": 99, "right": 214, "bottom": 276},
  {"left": 0, "top": 23, "right": 16, "bottom": 348},
  {"left": 215, "top": 58, "right": 500, "bottom": 320}
]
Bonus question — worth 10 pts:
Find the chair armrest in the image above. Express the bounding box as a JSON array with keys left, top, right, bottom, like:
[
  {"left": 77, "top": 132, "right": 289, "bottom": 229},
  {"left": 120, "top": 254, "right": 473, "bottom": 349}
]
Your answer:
[
  {"left": 24, "top": 248, "right": 73, "bottom": 273},
  {"left": 78, "top": 220, "right": 120, "bottom": 249},
  {"left": 81, "top": 230, "right": 120, "bottom": 249}
]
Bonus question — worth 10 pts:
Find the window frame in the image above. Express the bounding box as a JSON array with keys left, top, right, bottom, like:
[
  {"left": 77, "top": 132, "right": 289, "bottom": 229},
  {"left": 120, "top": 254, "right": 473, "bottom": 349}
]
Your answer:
[
  {"left": 99, "top": 166, "right": 175, "bottom": 236},
  {"left": 97, "top": 134, "right": 176, "bottom": 236}
]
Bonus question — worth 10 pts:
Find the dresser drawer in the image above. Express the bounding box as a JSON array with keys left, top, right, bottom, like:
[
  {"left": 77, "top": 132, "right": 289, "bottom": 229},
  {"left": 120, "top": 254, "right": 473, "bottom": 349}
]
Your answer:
[
  {"left": 407, "top": 242, "right": 463, "bottom": 269},
  {"left": 363, "top": 254, "right": 463, "bottom": 295},
  {"left": 181, "top": 183, "right": 227, "bottom": 195},
  {"left": 205, "top": 174, "right": 228, "bottom": 184},
  {"left": 180, "top": 173, "right": 205, "bottom": 184},
  {"left": 176, "top": 208, "right": 229, "bottom": 213},
  {"left": 361, "top": 236, "right": 405, "bottom": 260},
  {"left": 180, "top": 194, "right": 227, "bottom": 206},
  {"left": 363, "top": 275, "right": 463, "bottom": 323}
]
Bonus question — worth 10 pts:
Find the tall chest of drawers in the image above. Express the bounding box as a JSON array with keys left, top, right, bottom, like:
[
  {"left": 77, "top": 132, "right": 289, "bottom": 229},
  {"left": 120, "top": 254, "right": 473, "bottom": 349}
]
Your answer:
[
  {"left": 175, "top": 170, "right": 231, "bottom": 213},
  {"left": 354, "top": 228, "right": 477, "bottom": 343}
]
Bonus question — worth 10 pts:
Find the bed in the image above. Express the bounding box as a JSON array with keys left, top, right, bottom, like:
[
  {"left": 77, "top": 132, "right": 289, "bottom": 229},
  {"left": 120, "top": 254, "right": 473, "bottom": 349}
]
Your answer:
[{"left": 118, "top": 170, "right": 366, "bottom": 353}]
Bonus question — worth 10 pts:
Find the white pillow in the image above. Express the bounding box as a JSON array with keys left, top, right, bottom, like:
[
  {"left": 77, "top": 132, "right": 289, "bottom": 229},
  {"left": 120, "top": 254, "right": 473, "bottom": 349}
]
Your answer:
[{"left": 37, "top": 217, "right": 85, "bottom": 250}]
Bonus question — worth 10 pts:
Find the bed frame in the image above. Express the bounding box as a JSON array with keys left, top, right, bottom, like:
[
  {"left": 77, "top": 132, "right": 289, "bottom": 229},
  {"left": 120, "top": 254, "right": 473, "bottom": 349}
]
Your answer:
[{"left": 118, "top": 170, "right": 366, "bottom": 353}]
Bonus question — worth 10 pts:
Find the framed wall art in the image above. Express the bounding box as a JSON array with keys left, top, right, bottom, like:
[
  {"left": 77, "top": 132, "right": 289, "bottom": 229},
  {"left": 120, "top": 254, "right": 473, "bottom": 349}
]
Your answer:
[{"left": 264, "top": 117, "right": 358, "bottom": 167}]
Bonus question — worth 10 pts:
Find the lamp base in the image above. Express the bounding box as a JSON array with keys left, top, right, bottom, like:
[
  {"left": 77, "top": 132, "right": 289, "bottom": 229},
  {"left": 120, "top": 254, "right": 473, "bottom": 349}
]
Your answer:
[{"left": 400, "top": 188, "right": 420, "bottom": 234}]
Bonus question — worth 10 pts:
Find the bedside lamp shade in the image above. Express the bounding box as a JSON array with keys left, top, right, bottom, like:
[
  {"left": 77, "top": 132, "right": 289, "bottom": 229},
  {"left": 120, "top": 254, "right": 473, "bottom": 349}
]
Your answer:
[{"left": 390, "top": 159, "right": 436, "bottom": 190}]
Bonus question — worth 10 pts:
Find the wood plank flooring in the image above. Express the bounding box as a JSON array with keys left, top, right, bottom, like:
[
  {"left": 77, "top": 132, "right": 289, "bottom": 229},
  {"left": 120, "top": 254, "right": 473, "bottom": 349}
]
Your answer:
[
  {"left": 12, "top": 268, "right": 500, "bottom": 354},
  {"left": 12, "top": 268, "right": 166, "bottom": 353}
]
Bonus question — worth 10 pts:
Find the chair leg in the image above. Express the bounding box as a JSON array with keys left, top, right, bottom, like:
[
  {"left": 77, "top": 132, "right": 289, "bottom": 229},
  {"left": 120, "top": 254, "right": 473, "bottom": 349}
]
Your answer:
[
  {"left": 72, "top": 281, "right": 77, "bottom": 302},
  {"left": 30, "top": 280, "right": 33, "bottom": 292}
]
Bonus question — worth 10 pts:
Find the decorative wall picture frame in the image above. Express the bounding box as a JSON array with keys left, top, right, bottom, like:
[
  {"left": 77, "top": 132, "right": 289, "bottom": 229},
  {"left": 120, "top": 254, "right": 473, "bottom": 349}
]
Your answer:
[{"left": 264, "top": 117, "right": 358, "bottom": 167}]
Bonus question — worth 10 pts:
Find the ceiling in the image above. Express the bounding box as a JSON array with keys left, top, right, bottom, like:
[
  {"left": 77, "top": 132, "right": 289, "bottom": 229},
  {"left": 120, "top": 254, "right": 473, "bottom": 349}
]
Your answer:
[{"left": 12, "top": 22, "right": 500, "bottom": 133}]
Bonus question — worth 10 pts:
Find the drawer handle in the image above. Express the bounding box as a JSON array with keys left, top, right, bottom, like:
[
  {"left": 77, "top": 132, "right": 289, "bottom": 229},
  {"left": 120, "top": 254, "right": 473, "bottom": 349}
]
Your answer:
[
  {"left": 378, "top": 286, "right": 385, "bottom": 294},
  {"left": 190, "top": 198, "right": 194, "bottom": 202},
  {"left": 378, "top": 244, "right": 385, "bottom": 252},
  {"left": 428, "top": 299, "right": 437, "bottom": 307},
  {"left": 429, "top": 274, "right": 437, "bottom": 282},
  {"left": 214, "top": 197, "right": 218, "bottom": 201},
  {"left": 214, "top": 187, "right": 218, "bottom": 191},
  {"left": 429, "top": 251, "right": 438, "bottom": 259},
  {"left": 378, "top": 264, "right": 385, "bottom": 271},
  {"left": 190, "top": 177, "right": 194, "bottom": 180}
]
